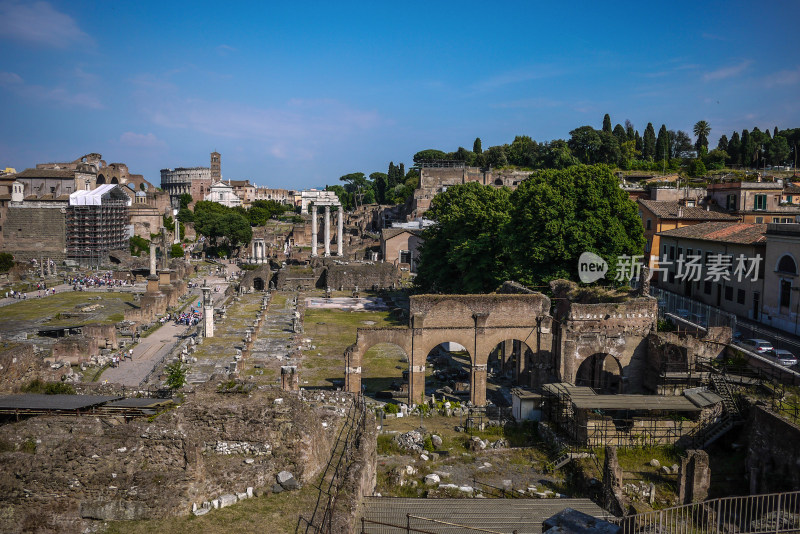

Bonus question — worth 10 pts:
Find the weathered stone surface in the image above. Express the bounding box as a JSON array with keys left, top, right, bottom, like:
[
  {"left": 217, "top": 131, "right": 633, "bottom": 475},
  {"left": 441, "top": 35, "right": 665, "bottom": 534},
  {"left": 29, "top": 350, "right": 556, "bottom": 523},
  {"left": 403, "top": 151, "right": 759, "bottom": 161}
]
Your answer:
[
  {"left": 424, "top": 473, "right": 440, "bottom": 485},
  {"left": 277, "top": 471, "right": 299, "bottom": 490},
  {"left": 218, "top": 494, "right": 237, "bottom": 508},
  {"left": 79, "top": 500, "right": 153, "bottom": 521},
  {"left": 431, "top": 435, "right": 442, "bottom": 448}
]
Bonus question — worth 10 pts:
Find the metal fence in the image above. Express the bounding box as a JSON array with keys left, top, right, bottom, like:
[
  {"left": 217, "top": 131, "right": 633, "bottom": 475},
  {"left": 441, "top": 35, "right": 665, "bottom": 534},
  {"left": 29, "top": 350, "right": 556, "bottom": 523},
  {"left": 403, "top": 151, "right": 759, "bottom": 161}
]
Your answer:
[
  {"left": 618, "top": 490, "right": 800, "bottom": 534},
  {"left": 651, "top": 287, "right": 737, "bottom": 332},
  {"left": 361, "top": 514, "right": 510, "bottom": 534}
]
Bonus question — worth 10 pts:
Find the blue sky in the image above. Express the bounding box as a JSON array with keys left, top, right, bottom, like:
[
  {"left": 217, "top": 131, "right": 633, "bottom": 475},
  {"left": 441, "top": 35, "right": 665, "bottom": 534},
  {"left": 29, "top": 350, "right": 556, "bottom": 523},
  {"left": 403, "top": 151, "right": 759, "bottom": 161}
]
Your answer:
[{"left": 1, "top": 0, "right": 799, "bottom": 190}]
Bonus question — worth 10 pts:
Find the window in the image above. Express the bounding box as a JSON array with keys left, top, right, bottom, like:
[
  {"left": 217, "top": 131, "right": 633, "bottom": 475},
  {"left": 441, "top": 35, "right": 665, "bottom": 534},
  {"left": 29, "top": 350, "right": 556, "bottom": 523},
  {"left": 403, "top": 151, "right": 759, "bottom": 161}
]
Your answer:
[
  {"left": 400, "top": 250, "right": 412, "bottom": 264},
  {"left": 780, "top": 279, "right": 792, "bottom": 308},
  {"left": 726, "top": 194, "right": 737, "bottom": 210},
  {"left": 754, "top": 194, "right": 767, "bottom": 210},
  {"left": 788, "top": 195, "right": 793, "bottom": 203},
  {"left": 777, "top": 255, "right": 797, "bottom": 275},
  {"left": 737, "top": 289, "right": 746, "bottom": 304},
  {"left": 773, "top": 218, "right": 780, "bottom": 223},
  {"left": 646, "top": 219, "right": 652, "bottom": 230},
  {"left": 669, "top": 246, "right": 675, "bottom": 261},
  {"left": 724, "top": 286, "right": 733, "bottom": 301},
  {"left": 755, "top": 217, "right": 763, "bottom": 223}
]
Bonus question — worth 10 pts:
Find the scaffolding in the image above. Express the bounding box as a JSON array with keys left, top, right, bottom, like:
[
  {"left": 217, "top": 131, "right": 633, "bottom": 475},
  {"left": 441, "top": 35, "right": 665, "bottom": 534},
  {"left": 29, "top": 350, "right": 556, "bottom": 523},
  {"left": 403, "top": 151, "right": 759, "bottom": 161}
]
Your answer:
[{"left": 66, "top": 186, "right": 128, "bottom": 267}]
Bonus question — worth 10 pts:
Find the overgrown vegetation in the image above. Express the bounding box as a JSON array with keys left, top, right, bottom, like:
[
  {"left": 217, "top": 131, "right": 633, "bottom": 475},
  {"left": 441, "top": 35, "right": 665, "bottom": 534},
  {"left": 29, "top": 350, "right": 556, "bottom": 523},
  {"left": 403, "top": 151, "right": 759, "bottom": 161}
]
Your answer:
[{"left": 22, "top": 379, "right": 75, "bottom": 395}]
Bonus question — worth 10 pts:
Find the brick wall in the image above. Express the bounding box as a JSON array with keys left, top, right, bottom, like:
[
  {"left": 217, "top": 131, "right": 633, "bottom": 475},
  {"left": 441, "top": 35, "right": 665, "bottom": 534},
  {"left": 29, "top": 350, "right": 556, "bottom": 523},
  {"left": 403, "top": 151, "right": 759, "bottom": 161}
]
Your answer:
[{"left": 1, "top": 206, "right": 66, "bottom": 262}]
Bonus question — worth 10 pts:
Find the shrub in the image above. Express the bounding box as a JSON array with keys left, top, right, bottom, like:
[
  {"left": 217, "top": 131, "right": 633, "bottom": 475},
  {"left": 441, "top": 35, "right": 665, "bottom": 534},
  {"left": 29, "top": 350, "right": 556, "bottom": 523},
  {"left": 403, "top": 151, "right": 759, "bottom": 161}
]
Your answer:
[
  {"left": 383, "top": 403, "right": 399, "bottom": 414},
  {"left": 423, "top": 435, "right": 435, "bottom": 452},
  {"left": 22, "top": 379, "right": 75, "bottom": 395},
  {"left": 0, "top": 252, "right": 14, "bottom": 273}
]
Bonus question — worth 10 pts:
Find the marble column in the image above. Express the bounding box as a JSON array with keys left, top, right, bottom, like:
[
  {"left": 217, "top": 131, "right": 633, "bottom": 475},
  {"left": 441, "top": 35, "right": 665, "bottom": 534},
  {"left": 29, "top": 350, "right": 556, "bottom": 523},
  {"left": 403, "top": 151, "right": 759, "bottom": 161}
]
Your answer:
[
  {"left": 202, "top": 282, "right": 214, "bottom": 338},
  {"left": 337, "top": 206, "right": 343, "bottom": 256},
  {"left": 149, "top": 243, "right": 157, "bottom": 276},
  {"left": 311, "top": 205, "right": 318, "bottom": 257},
  {"left": 173, "top": 216, "right": 180, "bottom": 244},
  {"left": 324, "top": 205, "right": 331, "bottom": 257}
]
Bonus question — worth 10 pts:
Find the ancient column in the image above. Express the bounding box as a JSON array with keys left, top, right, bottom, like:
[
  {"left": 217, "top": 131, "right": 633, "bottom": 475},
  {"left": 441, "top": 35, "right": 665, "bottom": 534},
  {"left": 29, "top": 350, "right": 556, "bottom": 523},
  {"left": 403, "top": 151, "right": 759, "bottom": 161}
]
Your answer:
[
  {"left": 173, "top": 215, "right": 180, "bottom": 244},
  {"left": 337, "top": 206, "right": 343, "bottom": 256},
  {"left": 311, "top": 205, "right": 318, "bottom": 257},
  {"left": 408, "top": 363, "right": 426, "bottom": 406},
  {"left": 160, "top": 227, "right": 169, "bottom": 270},
  {"left": 324, "top": 205, "right": 331, "bottom": 257},
  {"left": 149, "top": 243, "right": 157, "bottom": 276},
  {"left": 471, "top": 364, "right": 488, "bottom": 406},
  {"left": 202, "top": 281, "right": 214, "bottom": 338}
]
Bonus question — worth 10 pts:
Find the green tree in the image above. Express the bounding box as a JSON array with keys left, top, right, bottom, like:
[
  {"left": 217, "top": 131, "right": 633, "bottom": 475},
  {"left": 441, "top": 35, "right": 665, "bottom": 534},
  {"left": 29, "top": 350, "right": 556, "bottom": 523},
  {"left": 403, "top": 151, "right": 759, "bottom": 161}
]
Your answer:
[
  {"left": 688, "top": 159, "right": 707, "bottom": 177},
  {"left": 597, "top": 131, "right": 621, "bottom": 165},
  {"left": 717, "top": 134, "right": 729, "bottom": 154},
  {"left": 741, "top": 129, "right": 754, "bottom": 167},
  {"left": 625, "top": 120, "right": 636, "bottom": 142},
  {"left": 642, "top": 123, "right": 656, "bottom": 160},
  {"left": 415, "top": 182, "right": 512, "bottom": 293},
  {"left": 0, "top": 252, "right": 14, "bottom": 273},
  {"left": 693, "top": 120, "right": 711, "bottom": 152},
  {"left": 612, "top": 124, "right": 627, "bottom": 145},
  {"left": 769, "top": 135, "right": 791, "bottom": 165},
  {"left": 484, "top": 145, "right": 508, "bottom": 168},
  {"left": 655, "top": 124, "right": 670, "bottom": 162},
  {"left": 165, "top": 361, "right": 187, "bottom": 391},
  {"left": 568, "top": 126, "right": 602, "bottom": 164},
  {"left": 179, "top": 193, "right": 193, "bottom": 210},
  {"left": 727, "top": 131, "right": 742, "bottom": 166},
  {"left": 673, "top": 130, "right": 693, "bottom": 158},
  {"left": 370, "top": 172, "right": 388, "bottom": 204},
  {"left": 507, "top": 135, "right": 538, "bottom": 168},
  {"left": 169, "top": 243, "right": 184, "bottom": 258},
  {"left": 412, "top": 150, "right": 448, "bottom": 164},
  {"left": 541, "top": 140, "right": 578, "bottom": 169},
  {"left": 177, "top": 208, "right": 194, "bottom": 223},
  {"left": 602, "top": 114, "right": 612, "bottom": 133},
  {"left": 473, "top": 137, "right": 482, "bottom": 154},
  {"left": 505, "top": 165, "right": 644, "bottom": 286}
]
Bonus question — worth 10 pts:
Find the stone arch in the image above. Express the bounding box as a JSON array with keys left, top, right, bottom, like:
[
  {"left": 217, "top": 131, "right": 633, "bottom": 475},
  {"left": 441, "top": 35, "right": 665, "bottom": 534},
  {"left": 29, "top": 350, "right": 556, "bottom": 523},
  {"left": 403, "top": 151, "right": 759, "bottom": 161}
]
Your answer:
[
  {"left": 345, "top": 327, "right": 412, "bottom": 399},
  {"left": 253, "top": 277, "right": 265, "bottom": 291},
  {"left": 110, "top": 177, "right": 119, "bottom": 184},
  {"left": 96, "top": 174, "right": 106, "bottom": 185},
  {"left": 494, "top": 178, "right": 504, "bottom": 186},
  {"left": 575, "top": 353, "right": 623, "bottom": 393}
]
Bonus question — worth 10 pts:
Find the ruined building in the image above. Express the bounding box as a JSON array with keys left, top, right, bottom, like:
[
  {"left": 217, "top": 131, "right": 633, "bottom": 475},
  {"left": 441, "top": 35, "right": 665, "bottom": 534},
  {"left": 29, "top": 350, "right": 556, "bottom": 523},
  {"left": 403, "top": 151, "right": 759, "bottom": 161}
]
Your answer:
[
  {"left": 160, "top": 152, "right": 219, "bottom": 208},
  {"left": 66, "top": 186, "right": 130, "bottom": 266}
]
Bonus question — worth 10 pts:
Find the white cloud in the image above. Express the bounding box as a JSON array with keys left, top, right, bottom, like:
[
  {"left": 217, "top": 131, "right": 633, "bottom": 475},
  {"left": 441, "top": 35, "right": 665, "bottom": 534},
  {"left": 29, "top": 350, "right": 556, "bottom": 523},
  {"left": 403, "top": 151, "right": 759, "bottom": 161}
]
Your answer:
[
  {"left": 0, "top": 70, "right": 103, "bottom": 109},
  {"left": 119, "top": 132, "right": 166, "bottom": 148},
  {"left": 0, "top": 1, "right": 91, "bottom": 48},
  {"left": 703, "top": 60, "right": 752, "bottom": 82},
  {"left": 472, "top": 65, "right": 564, "bottom": 92},
  {"left": 0, "top": 71, "right": 23, "bottom": 86},
  {"left": 764, "top": 66, "right": 800, "bottom": 88},
  {"left": 142, "top": 95, "right": 380, "bottom": 160}
]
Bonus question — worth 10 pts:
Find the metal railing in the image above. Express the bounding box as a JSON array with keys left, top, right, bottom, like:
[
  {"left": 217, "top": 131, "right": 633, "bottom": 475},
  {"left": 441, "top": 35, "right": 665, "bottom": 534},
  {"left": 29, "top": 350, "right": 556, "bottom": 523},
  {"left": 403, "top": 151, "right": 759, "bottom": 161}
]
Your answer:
[
  {"left": 617, "top": 490, "right": 800, "bottom": 534},
  {"left": 300, "top": 394, "right": 367, "bottom": 533},
  {"left": 361, "top": 513, "right": 513, "bottom": 534},
  {"left": 651, "top": 286, "right": 737, "bottom": 332}
]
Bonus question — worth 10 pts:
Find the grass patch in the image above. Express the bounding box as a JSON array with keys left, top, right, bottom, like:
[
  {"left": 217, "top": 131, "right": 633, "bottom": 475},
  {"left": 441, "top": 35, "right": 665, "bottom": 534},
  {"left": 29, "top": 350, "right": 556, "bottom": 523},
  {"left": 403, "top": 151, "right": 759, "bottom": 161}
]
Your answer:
[
  {"left": 0, "top": 291, "right": 135, "bottom": 328},
  {"left": 103, "top": 483, "right": 320, "bottom": 534},
  {"left": 21, "top": 379, "right": 75, "bottom": 395}
]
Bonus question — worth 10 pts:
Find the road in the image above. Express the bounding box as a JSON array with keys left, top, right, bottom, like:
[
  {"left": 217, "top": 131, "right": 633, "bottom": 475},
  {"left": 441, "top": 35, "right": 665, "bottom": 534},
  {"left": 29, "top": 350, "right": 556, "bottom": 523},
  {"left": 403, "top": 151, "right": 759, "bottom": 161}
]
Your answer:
[{"left": 99, "top": 270, "right": 235, "bottom": 387}]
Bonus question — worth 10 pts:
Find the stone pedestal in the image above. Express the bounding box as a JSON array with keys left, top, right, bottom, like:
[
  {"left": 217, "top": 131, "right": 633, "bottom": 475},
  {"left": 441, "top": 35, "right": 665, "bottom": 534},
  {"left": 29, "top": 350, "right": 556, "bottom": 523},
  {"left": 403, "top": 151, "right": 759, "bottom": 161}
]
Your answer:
[
  {"left": 146, "top": 274, "right": 160, "bottom": 295},
  {"left": 158, "top": 269, "right": 171, "bottom": 286},
  {"left": 281, "top": 366, "right": 299, "bottom": 391},
  {"left": 408, "top": 364, "right": 426, "bottom": 406}
]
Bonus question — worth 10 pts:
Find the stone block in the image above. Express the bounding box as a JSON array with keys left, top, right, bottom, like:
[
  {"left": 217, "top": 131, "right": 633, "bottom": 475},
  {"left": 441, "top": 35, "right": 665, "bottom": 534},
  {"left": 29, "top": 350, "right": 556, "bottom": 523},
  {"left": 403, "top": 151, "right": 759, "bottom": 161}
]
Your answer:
[{"left": 218, "top": 494, "right": 237, "bottom": 508}]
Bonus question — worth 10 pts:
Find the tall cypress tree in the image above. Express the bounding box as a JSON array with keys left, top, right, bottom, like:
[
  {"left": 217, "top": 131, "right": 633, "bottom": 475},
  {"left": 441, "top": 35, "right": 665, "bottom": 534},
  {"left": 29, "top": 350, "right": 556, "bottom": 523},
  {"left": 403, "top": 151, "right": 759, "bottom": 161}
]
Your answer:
[
  {"left": 728, "top": 131, "right": 742, "bottom": 166},
  {"left": 602, "top": 114, "right": 612, "bottom": 133},
  {"left": 717, "top": 134, "right": 729, "bottom": 153},
  {"left": 655, "top": 124, "right": 669, "bottom": 161},
  {"left": 613, "top": 124, "right": 626, "bottom": 145},
  {"left": 741, "top": 130, "right": 753, "bottom": 168},
  {"left": 473, "top": 137, "right": 482, "bottom": 154},
  {"left": 387, "top": 162, "right": 397, "bottom": 189},
  {"left": 625, "top": 120, "right": 636, "bottom": 142},
  {"left": 643, "top": 123, "right": 656, "bottom": 160},
  {"left": 399, "top": 163, "right": 405, "bottom": 182}
]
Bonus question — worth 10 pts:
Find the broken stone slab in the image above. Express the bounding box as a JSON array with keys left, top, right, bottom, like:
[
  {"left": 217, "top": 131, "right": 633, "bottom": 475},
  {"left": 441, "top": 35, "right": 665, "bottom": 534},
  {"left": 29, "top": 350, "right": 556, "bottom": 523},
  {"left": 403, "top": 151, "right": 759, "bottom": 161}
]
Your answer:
[
  {"left": 431, "top": 435, "right": 443, "bottom": 448},
  {"left": 424, "top": 473, "right": 440, "bottom": 485},
  {"left": 272, "top": 484, "right": 284, "bottom": 494},
  {"left": 218, "top": 494, "right": 237, "bottom": 508},
  {"left": 212, "top": 499, "right": 219, "bottom": 509},
  {"left": 247, "top": 487, "right": 253, "bottom": 498},
  {"left": 236, "top": 492, "right": 248, "bottom": 501},
  {"left": 649, "top": 459, "right": 661, "bottom": 468},
  {"left": 193, "top": 507, "right": 210, "bottom": 516},
  {"left": 277, "top": 470, "right": 299, "bottom": 490},
  {"left": 244, "top": 458, "right": 255, "bottom": 465}
]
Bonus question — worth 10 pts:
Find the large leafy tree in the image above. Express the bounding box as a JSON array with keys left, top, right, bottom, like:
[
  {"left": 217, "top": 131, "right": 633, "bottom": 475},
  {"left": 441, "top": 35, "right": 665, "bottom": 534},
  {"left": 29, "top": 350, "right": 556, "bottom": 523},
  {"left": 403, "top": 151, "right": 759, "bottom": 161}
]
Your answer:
[
  {"left": 412, "top": 150, "right": 447, "bottom": 164},
  {"left": 693, "top": 120, "right": 711, "bottom": 152},
  {"left": 673, "top": 130, "right": 693, "bottom": 158},
  {"left": 568, "top": 126, "right": 602, "bottom": 164},
  {"left": 505, "top": 165, "right": 644, "bottom": 286},
  {"left": 415, "top": 182, "right": 512, "bottom": 294},
  {"left": 193, "top": 201, "right": 252, "bottom": 251}
]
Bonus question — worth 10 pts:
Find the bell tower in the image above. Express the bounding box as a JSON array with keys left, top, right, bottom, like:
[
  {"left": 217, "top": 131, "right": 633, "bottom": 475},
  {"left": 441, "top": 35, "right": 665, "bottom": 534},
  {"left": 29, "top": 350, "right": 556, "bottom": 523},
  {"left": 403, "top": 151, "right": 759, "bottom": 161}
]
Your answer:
[{"left": 210, "top": 151, "right": 221, "bottom": 182}]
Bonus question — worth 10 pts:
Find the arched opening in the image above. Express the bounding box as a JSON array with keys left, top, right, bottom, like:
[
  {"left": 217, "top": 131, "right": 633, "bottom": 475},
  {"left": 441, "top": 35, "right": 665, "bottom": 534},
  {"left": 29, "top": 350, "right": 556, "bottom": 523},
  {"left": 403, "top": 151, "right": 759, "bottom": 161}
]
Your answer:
[
  {"left": 110, "top": 177, "right": 119, "bottom": 184},
  {"left": 96, "top": 174, "right": 106, "bottom": 185},
  {"left": 494, "top": 178, "right": 504, "bottom": 186},
  {"left": 253, "top": 277, "right": 265, "bottom": 291},
  {"left": 487, "top": 339, "right": 534, "bottom": 405},
  {"left": 427, "top": 342, "right": 471, "bottom": 400},
  {"left": 361, "top": 342, "right": 410, "bottom": 402},
  {"left": 575, "top": 353, "right": 622, "bottom": 394},
  {"left": 778, "top": 254, "right": 797, "bottom": 275}
]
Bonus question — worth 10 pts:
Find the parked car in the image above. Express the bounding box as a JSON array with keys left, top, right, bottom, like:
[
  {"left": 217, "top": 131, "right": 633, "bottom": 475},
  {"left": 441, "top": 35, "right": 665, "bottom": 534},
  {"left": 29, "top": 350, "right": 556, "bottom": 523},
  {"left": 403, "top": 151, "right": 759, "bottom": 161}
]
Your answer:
[
  {"left": 765, "top": 349, "right": 798, "bottom": 367},
  {"left": 741, "top": 338, "right": 774, "bottom": 353}
]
